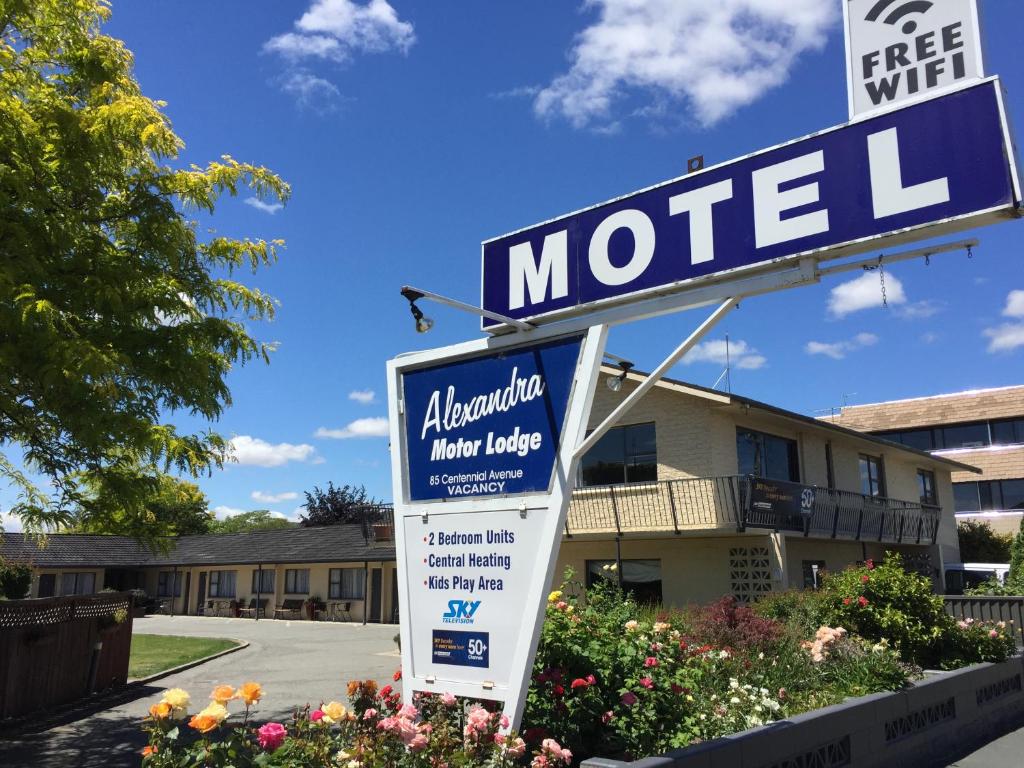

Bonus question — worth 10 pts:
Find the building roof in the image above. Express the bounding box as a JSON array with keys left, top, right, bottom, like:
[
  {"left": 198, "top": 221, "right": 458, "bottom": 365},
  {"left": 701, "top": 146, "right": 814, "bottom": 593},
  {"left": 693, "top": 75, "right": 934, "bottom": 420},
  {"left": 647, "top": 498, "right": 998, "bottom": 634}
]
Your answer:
[
  {"left": 819, "top": 385, "right": 1024, "bottom": 432},
  {"left": 0, "top": 525, "right": 396, "bottom": 569},
  {"left": 606, "top": 366, "right": 981, "bottom": 474}
]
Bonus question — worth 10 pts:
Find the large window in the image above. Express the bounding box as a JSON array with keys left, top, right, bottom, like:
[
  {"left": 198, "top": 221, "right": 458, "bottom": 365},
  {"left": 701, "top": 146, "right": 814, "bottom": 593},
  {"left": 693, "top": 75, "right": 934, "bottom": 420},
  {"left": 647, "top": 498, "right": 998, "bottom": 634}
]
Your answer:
[
  {"left": 37, "top": 573, "right": 56, "bottom": 598},
  {"left": 586, "top": 559, "right": 662, "bottom": 604},
  {"left": 61, "top": 572, "right": 96, "bottom": 596},
  {"left": 954, "top": 479, "right": 1024, "bottom": 512},
  {"left": 579, "top": 422, "right": 657, "bottom": 487},
  {"left": 284, "top": 569, "right": 310, "bottom": 594},
  {"left": 917, "top": 469, "right": 937, "bottom": 506},
  {"left": 859, "top": 454, "right": 886, "bottom": 498},
  {"left": 992, "top": 418, "right": 1024, "bottom": 445},
  {"left": 737, "top": 428, "right": 799, "bottom": 482},
  {"left": 252, "top": 569, "right": 275, "bottom": 594},
  {"left": 157, "top": 571, "right": 183, "bottom": 597},
  {"left": 876, "top": 418, "right": 1024, "bottom": 451},
  {"left": 329, "top": 568, "right": 366, "bottom": 600},
  {"left": 208, "top": 570, "right": 236, "bottom": 598}
]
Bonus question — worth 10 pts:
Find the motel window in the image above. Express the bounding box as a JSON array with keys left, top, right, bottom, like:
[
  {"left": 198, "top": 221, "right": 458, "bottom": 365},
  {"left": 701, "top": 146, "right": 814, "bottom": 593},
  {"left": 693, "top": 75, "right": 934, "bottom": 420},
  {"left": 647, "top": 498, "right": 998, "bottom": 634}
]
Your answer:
[
  {"left": 284, "top": 568, "right": 310, "bottom": 595},
  {"left": 252, "top": 569, "right": 275, "bottom": 594},
  {"left": 917, "top": 469, "right": 938, "bottom": 506},
  {"left": 157, "top": 571, "right": 183, "bottom": 597},
  {"left": 939, "top": 422, "right": 990, "bottom": 450},
  {"left": 992, "top": 418, "right": 1024, "bottom": 446},
  {"left": 208, "top": 570, "right": 236, "bottom": 598},
  {"left": 329, "top": 568, "right": 366, "bottom": 600},
  {"left": 586, "top": 559, "right": 662, "bottom": 604},
  {"left": 37, "top": 573, "right": 56, "bottom": 598},
  {"left": 859, "top": 455, "right": 886, "bottom": 498},
  {"left": 737, "top": 428, "right": 799, "bottom": 482},
  {"left": 579, "top": 423, "right": 657, "bottom": 487},
  {"left": 61, "top": 572, "right": 96, "bottom": 596}
]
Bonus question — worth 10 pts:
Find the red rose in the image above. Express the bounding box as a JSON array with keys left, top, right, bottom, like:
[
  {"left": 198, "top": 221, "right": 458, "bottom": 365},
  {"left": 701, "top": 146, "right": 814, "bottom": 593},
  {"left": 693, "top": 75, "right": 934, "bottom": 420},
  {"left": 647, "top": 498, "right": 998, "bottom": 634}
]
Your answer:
[
  {"left": 858, "top": 596, "right": 869, "bottom": 607},
  {"left": 843, "top": 598, "right": 851, "bottom": 606},
  {"left": 380, "top": 685, "right": 393, "bottom": 698},
  {"left": 670, "top": 683, "right": 683, "bottom": 694},
  {"left": 860, "top": 575, "right": 870, "bottom": 583},
  {"left": 552, "top": 684, "right": 565, "bottom": 697},
  {"left": 571, "top": 678, "right": 589, "bottom": 690},
  {"left": 866, "top": 559, "right": 875, "bottom": 570},
  {"left": 639, "top": 677, "right": 654, "bottom": 690},
  {"left": 393, "top": 669, "right": 402, "bottom": 681},
  {"left": 586, "top": 674, "right": 596, "bottom": 685}
]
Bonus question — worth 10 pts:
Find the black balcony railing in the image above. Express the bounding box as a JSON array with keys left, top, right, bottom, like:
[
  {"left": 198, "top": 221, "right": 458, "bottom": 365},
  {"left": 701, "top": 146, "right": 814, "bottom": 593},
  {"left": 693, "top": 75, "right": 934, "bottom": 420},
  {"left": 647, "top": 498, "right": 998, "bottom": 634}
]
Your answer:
[{"left": 566, "top": 475, "right": 940, "bottom": 544}]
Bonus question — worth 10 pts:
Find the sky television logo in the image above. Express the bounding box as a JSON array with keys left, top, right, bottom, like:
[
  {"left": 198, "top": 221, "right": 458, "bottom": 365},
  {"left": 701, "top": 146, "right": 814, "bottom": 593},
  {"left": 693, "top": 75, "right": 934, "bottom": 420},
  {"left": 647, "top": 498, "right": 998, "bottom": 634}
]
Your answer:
[{"left": 441, "top": 599, "right": 481, "bottom": 625}]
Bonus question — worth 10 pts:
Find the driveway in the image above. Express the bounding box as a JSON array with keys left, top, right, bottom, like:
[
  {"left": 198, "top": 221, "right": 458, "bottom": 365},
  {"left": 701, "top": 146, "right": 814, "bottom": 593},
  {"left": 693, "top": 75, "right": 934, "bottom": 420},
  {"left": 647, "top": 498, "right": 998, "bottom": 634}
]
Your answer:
[{"left": 0, "top": 615, "right": 400, "bottom": 768}]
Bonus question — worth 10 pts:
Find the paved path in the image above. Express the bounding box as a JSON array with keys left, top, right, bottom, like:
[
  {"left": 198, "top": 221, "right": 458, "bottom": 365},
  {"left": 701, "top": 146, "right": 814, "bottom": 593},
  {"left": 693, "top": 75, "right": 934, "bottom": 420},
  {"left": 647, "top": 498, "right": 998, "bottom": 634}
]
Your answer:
[
  {"left": 0, "top": 616, "right": 400, "bottom": 768},
  {"left": 945, "top": 720, "right": 1024, "bottom": 767}
]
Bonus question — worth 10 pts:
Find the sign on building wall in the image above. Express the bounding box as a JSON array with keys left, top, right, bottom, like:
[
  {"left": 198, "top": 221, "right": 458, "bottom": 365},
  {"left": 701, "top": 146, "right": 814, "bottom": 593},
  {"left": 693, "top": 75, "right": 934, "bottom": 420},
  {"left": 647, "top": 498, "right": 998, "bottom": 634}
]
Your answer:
[
  {"left": 402, "top": 335, "right": 584, "bottom": 502},
  {"left": 844, "top": 0, "right": 985, "bottom": 118},
  {"left": 745, "top": 477, "right": 817, "bottom": 533},
  {"left": 388, "top": 328, "right": 607, "bottom": 727},
  {"left": 480, "top": 79, "right": 1019, "bottom": 329}
]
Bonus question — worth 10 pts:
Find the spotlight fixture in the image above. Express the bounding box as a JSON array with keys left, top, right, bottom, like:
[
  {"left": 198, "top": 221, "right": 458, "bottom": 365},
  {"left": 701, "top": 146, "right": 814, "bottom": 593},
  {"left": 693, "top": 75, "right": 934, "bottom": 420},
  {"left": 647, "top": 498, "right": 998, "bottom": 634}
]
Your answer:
[
  {"left": 606, "top": 360, "right": 634, "bottom": 392},
  {"left": 401, "top": 287, "right": 434, "bottom": 333}
]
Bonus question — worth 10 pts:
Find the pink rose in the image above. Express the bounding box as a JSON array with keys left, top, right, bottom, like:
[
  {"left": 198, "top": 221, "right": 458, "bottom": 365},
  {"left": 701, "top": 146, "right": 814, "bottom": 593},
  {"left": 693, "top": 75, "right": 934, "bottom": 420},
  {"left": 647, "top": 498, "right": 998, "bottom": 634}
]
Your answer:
[
  {"left": 621, "top": 691, "right": 638, "bottom": 706},
  {"left": 644, "top": 656, "right": 658, "bottom": 668},
  {"left": 310, "top": 709, "right": 324, "bottom": 722},
  {"left": 441, "top": 692, "right": 457, "bottom": 706},
  {"left": 363, "top": 707, "right": 378, "bottom": 720},
  {"left": 640, "top": 677, "right": 654, "bottom": 689},
  {"left": 257, "top": 722, "right": 286, "bottom": 751},
  {"left": 505, "top": 737, "right": 527, "bottom": 758},
  {"left": 989, "top": 629, "right": 999, "bottom": 638},
  {"left": 408, "top": 732, "right": 429, "bottom": 751}
]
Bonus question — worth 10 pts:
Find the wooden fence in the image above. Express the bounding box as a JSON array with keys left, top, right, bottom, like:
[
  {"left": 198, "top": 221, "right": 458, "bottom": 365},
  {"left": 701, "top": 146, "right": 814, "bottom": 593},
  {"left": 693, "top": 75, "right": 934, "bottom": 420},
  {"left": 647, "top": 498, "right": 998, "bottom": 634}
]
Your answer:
[
  {"left": 0, "top": 592, "right": 134, "bottom": 719},
  {"left": 944, "top": 595, "right": 1024, "bottom": 647}
]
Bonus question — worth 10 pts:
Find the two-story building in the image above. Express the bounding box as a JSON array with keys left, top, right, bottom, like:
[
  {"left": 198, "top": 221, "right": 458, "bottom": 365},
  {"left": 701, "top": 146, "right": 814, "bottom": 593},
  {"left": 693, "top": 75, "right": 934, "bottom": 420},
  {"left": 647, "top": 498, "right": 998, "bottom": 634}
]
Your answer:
[{"left": 553, "top": 367, "right": 973, "bottom": 605}]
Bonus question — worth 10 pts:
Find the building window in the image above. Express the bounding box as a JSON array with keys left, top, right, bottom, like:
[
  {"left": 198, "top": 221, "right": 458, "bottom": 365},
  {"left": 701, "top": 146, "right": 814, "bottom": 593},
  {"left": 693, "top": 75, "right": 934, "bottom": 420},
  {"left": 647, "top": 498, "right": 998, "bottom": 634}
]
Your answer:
[
  {"left": 737, "top": 428, "right": 799, "bottom": 482},
  {"left": 579, "top": 423, "right": 657, "bottom": 487},
  {"left": 917, "top": 469, "right": 937, "bottom": 506},
  {"left": 939, "top": 422, "right": 990, "bottom": 450},
  {"left": 329, "top": 568, "right": 366, "bottom": 599},
  {"left": 877, "top": 418, "right": 1024, "bottom": 451},
  {"left": 859, "top": 454, "right": 886, "bottom": 498},
  {"left": 586, "top": 559, "right": 662, "bottom": 604},
  {"left": 60, "top": 572, "right": 96, "bottom": 596},
  {"left": 252, "top": 569, "right": 275, "bottom": 594},
  {"left": 992, "top": 418, "right": 1024, "bottom": 446},
  {"left": 955, "top": 479, "right": 1024, "bottom": 512},
  {"left": 37, "top": 573, "right": 56, "bottom": 598},
  {"left": 157, "top": 571, "right": 183, "bottom": 597},
  {"left": 825, "top": 442, "right": 835, "bottom": 490},
  {"left": 802, "top": 560, "right": 827, "bottom": 590},
  {"left": 208, "top": 570, "right": 236, "bottom": 598},
  {"left": 284, "top": 569, "right": 310, "bottom": 594}
]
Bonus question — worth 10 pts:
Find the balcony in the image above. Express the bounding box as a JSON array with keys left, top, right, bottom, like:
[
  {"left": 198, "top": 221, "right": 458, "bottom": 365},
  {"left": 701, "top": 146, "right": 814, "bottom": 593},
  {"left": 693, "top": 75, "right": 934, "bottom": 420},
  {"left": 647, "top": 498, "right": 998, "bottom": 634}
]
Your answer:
[{"left": 566, "top": 476, "right": 941, "bottom": 545}]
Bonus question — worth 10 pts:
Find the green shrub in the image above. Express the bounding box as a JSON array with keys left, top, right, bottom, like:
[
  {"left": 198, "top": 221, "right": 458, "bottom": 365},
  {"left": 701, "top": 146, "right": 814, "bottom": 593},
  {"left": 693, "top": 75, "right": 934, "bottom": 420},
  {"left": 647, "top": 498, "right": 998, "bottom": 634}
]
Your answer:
[
  {"left": 754, "top": 590, "right": 825, "bottom": 637},
  {"left": 957, "top": 520, "right": 1013, "bottom": 562},
  {"left": 819, "top": 553, "right": 1015, "bottom": 669},
  {"left": 0, "top": 559, "right": 32, "bottom": 599}
]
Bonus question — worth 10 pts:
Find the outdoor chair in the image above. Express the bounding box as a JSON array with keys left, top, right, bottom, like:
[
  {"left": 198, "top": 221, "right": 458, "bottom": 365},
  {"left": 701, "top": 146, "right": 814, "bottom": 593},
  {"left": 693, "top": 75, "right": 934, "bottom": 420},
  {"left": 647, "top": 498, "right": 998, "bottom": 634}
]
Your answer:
[
  {"left": 239, "top": 598, "right": 268, "bottom": 619},
  {"left": 320, "top": 601, "right": 352, "bottom": 622},
  {"left": 274, "top": 598, "right": 304, "bottom": 620}
]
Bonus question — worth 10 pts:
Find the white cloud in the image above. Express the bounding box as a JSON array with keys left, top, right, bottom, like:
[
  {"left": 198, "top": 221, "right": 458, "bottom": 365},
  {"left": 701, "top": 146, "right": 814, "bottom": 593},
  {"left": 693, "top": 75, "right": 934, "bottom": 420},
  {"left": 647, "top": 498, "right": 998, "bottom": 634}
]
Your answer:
[
  {"left": 251, "top": 490, "right": 299, "bottom": 504},
  {"left": 681, "top": 339, "right": 766, "bottom": 370},
  {"left": 265, "top": 0, "right": 415, "bottom": 63},
  {"left": 920, "top": 332, "right": 939, "bottom": 344},
  {"left": 983, "top": 323, "right": 1024, "bottom": 354},
  {"left": 805, "top": 332, "right": 878, "bottom": 360},
  {"left": 1, "top": 512, "right": 23, "bottom": 532},
  {"left": 212, "top": 505, "right": 248, "bottom": 520},
  {"left": 315, "top": 417, "right": 389, "bottom": 439},
  {"left": 827, "top": 272, "right": 907, "bottom": 318},
  {"left": 244, "top": 197, "right": 284, "bottom": 215},
  {"left": 896, "top": 300, "right": 942, "bottom": 320},
  {"left": 1003, "top": 290, "right": 1024, "bottom": 318},
  {"left": 228, "top": 435, "right": 317, "bottom": 467},
  {"left": 534, "top": 0, "right": 838, "bottom": 130},
  {"left": 348, "top": 389, "right": 376, "bottom": 404},
  {"left": 276, "top": 69, "right": 341, "bottom": 108}
]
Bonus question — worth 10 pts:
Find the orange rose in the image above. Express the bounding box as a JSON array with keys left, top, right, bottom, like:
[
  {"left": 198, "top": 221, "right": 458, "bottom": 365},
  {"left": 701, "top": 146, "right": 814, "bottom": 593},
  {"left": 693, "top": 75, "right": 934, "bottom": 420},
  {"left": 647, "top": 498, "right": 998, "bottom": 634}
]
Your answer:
[
  {"left": 149, "top": 701, "right": 172, "bottom": 720},
  {"left": 210, "top": 685, "right": 235, "bottom": 705},
  {"left": 346, "top": 680, "right": 360, "bottom": 698},
  {"left": 238, "top": 681, "right": 263, "bottom": 706},
  {"left": 142, "top": 746, "right": 157, "bottom": 757},
  {"left": 189, "top": 713, "right": 219, "bottom": 734}
]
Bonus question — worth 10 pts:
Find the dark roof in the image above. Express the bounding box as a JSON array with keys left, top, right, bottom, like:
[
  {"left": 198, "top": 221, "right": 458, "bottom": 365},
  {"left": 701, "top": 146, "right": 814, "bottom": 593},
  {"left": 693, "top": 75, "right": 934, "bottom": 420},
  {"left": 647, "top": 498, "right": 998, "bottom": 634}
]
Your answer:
[{"left": 0, "top": 526, "right": 395, "bottom": 569}]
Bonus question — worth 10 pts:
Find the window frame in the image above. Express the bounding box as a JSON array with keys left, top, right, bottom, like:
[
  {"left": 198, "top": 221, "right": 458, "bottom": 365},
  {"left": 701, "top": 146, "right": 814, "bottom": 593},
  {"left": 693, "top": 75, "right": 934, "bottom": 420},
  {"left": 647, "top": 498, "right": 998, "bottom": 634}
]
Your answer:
[
  {"left": 208, "top": 570, "right": 237, "bottom": 598},
  {"left": 578, "top": 422, "right": 658, "bottom": 488},
  {"left": 329, "top": 568, "right": 366, "bottom": 600},
  {"left": 251, "top": 569, "right": 275, "bottom": 595},
  {"left": 916, "top": 469, "right": 938, "bottom": 506},
  {"left": 585, "top": 559, "right": 662, "bottom": 604},
  {"left": 284, "top": 568, "right": 310, "bottom": 595},
  {"left": 737, "top": 427, "right": 801, "bottom": 483},
  {"left": 157, "top": 571, "right": 183, "bottom": 597},
  {"left": 859, "top": 454, "right": 887, "bottom": 498},
  {"left": 60, "top": 571, "right": 96, "bottom": 596}
]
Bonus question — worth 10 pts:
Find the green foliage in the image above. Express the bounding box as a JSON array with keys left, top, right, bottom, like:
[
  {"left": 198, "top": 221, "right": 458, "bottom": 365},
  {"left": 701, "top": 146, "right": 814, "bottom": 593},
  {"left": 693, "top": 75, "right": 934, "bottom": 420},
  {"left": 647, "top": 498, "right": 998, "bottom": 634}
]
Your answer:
[
  {"left": 0, "top": 559, "right": 32, "bottom": 599},
  {"left": 209, "top": 510, "right": 294, "bottom": 534},
  {"left": 957, "top": 520, "right": 1013, "bottom": 563},
  {"left": 69, "top": 471, "right": 213, "bottom": 540},
  {"left": 819, "top": 553, "right": 1015, "bottom": 669},
  {"left": 0, "top": 1, "right": 287, "bottom": 535},
  {"left": 300, "top": 483, "right": 383, "bottom": 527},
  {"left": 753, "top": 589, "right": 825, "bottom": 637},
  {"left": 1009, "top": 516, "right": 1024, "bottom": 592}
]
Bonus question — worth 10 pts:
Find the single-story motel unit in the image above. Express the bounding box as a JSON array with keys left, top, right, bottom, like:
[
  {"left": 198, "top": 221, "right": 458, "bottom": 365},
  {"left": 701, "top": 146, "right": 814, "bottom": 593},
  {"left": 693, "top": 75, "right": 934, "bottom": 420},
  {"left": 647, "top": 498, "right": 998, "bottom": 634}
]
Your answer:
[{"left": 1, "top": 368, "right": 976, "bottom": 613}]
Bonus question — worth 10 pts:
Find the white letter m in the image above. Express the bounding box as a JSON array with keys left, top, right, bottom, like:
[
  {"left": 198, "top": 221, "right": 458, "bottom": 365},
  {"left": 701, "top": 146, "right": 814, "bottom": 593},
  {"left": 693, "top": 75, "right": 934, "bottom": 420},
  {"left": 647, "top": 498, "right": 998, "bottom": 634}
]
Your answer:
[{"left": 508, "top": 231, "right": 568, "bottom": 311}]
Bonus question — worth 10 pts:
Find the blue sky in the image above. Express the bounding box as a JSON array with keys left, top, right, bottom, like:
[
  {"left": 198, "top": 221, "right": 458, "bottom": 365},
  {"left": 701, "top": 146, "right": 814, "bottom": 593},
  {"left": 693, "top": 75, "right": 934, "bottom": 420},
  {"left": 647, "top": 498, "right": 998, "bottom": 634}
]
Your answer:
[{"left": 6, "top": 1, "right": 1024, "bottom": 529}]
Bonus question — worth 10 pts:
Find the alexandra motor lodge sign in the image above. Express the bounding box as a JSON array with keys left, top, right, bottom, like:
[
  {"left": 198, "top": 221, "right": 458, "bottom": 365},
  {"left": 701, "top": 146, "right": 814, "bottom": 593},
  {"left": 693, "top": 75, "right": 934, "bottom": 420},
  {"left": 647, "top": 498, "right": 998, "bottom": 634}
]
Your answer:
[{"left": 481, "top": 80, "right": 1020, "bottom": 328}]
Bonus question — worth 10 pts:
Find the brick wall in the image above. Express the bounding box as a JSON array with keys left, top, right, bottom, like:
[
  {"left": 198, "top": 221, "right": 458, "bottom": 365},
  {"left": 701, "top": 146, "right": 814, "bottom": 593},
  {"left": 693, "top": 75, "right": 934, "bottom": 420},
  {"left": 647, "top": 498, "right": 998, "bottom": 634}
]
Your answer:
[{"left": 825, "top": 385, "right": 1024, "bottom": 432}]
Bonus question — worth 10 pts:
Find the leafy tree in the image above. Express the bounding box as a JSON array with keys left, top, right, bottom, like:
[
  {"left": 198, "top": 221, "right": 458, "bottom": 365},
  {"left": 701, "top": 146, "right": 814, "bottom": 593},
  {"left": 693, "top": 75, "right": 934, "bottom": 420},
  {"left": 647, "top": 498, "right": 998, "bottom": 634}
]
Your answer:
[
  {"left": 0, "top": 559, "right": 32, "bottom": 599},
  {"left": 1008, "top": 517, "right": 1024, "bottom": 592},
  {"left": 957, "top": 520, "right": 1013, "bottom": 563},
  {"left": 69, "top": 471, "right": 213, "bottom": 539},
  {"left": 209, "top": 509, "right": 294, "bottom": 534},
  {"left": 300, "top": 483, "right": 384, "bottom": 527},
  {"left": 0, "top": 1, "right": 288, "bottom": 534}
]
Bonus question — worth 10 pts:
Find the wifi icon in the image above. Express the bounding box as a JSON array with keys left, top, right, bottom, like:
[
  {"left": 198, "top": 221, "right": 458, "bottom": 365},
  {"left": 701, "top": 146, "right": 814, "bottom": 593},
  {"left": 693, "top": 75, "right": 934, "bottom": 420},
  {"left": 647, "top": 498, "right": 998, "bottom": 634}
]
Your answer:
[{"left": 865, "top": 0, "right": 934, "bottom": 35}]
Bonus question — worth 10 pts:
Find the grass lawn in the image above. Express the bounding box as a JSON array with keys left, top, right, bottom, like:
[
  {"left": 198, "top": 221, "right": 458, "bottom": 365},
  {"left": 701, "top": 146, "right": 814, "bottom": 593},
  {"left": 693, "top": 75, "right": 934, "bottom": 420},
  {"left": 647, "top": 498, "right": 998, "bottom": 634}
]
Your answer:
[{"left": 129, "top": 634, "right": 240, "bottom": 678}]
